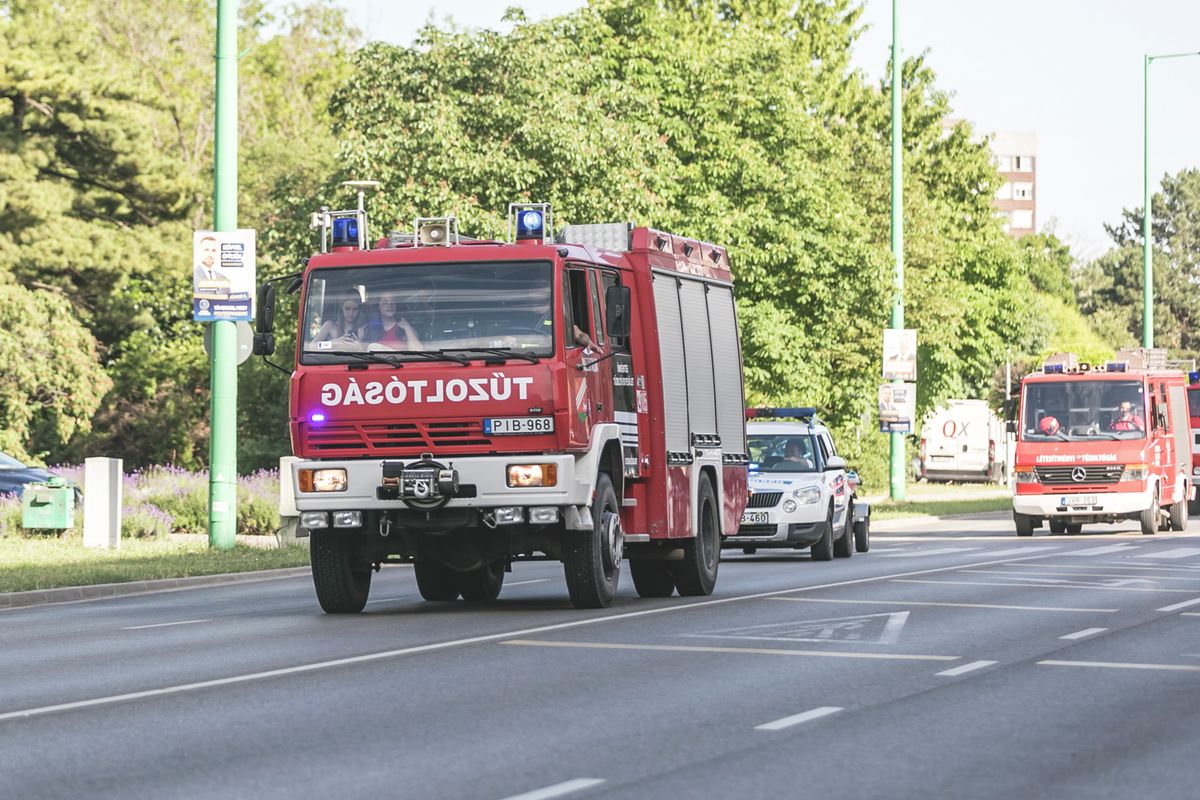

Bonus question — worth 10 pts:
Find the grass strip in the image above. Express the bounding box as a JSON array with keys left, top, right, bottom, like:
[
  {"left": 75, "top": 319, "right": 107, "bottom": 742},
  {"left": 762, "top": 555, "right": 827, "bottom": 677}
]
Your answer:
[
  {"left": 0, "top": 535, "right": 309, "bottom": 594},
  {"left": 870, "top": 496, "right": 1012, "bottom": 520}
]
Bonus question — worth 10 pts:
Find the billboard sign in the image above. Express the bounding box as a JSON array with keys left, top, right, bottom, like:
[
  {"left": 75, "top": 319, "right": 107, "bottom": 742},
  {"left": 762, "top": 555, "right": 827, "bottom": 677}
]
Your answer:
[
  {"left": 193, "top": 229, "right": 255, "bottom": 322},
  {"left": 882, "top": 328, "right": 917, "bottom": 382},
  {"left": 878, "top": 382, "right": 916, "bottom": 433}
]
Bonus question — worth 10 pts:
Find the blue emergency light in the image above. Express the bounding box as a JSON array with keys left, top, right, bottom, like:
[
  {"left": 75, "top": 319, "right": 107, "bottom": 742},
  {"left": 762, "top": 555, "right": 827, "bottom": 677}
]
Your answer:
[
  {"left": 1190, "top": 370, "right": 1199, "bottom": 384},
  {"left": 331, "top": 217, "right": 358, "bottom": 247},
  {"left": 516, "top": 210, "right": 545, "bottom": 239},
  {"left": 309, "top": 411, "right": 327, "bottom": 424},
  {"left": 1105, "top": 362, "right": 1128, "bottom": 373},
  {"left": 1042, "top": 363, "right": 1065, "bottom": 374},
  {"left": 747, "top": 407, "right": 817, "bottom": 420}
]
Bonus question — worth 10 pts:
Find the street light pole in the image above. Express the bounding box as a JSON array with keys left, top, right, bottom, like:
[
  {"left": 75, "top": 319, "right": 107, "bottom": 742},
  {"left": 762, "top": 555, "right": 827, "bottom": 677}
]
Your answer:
[
  {"left": 1142, "top": 50, "right": 1200, "bottom": 349},
  {"left": 208, "top": 0, "right": 238, "bottom": 550},
  {"left": 889, "top": 0, "right": 905, "bottom": 502}
]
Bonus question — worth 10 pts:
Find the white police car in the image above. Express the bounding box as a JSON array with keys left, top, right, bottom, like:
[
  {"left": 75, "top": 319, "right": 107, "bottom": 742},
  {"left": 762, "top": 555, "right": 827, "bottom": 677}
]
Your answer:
[{"left": 725, "top": 408, "right": 869, "bottom": 560}]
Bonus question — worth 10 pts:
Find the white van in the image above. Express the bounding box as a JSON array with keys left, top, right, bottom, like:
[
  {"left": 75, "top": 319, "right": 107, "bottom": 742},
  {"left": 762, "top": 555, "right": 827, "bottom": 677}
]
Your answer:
[{"left": 919, "top": 399, "right": 1006, "bottom": 483}]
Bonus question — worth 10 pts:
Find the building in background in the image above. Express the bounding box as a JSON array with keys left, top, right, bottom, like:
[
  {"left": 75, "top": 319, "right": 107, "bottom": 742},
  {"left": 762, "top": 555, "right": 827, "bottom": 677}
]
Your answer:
[{"left": 990, "top": 131, "right": 1037, "bottom": 237}]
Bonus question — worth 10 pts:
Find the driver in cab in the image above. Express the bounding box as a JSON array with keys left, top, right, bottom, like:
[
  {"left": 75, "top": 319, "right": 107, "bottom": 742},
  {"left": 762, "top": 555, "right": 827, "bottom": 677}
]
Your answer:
[{"left": 1109, "top": 401, "right": 1145, "bottom": 432}]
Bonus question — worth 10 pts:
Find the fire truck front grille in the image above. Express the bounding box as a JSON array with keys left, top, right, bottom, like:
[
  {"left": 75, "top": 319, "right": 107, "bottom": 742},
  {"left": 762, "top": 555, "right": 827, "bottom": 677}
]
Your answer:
[
  {"left": 304, "top": 420, "right": 494, "bottom": 455},
  {"left": 747, "top": 491, "right": 783, "bottom": 509},
  {"left": 1033, "top": 465, "right": 1124, "bottom": 485}
]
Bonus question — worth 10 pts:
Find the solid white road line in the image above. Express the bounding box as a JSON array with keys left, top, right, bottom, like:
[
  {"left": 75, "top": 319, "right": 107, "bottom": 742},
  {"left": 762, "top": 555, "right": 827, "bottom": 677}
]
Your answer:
[
  {"left": 1068, "top": 544, "right": 1141, "bottom": 556},
  {"left": 894, "top": 579, "right": 1191, "bottom": 593},
  {"left": 1020, "top": 562, "right": 1200, "bottom": 574},
  {"left": 961, "top": 568, "right": 1200, "bottom": 582},
  {"left": 754, "top": 706, "right": 843, "bottom": 731},
  {"left": 500, "top": 778, "right": 606, "bottom": 800},
  {"left": 502, "top": 639, "right": 959, "bottom": 662},
  {"left": 122, "top": 619, "right": 210, "bottom": 631},
  {"left": 770, "top": 597, "right": 1118, "bottom": 613},
  {"left": 935, "top": 660, "right": 997, "bottom": 677},
  {"left": 505, "top": 579, "right": 552, "bottom": 587},
  {"left": 1136, "top": 548, "right": 1200, "bottom": 560},
  {"left": 1157, "top": 596, "right": 1200, "bottom": 612},
  {"left": 878, "top": 547, "right": 980, "bottom": 558},
  {"left": 1059, "top": 627, "right": 1107, "bottom": 640},
  {"left": 1039, "top": 659, "right": 1200, "bottom": 672},
  {"left": 0, "top": 551, "right": 1062, "bottom": 723}
]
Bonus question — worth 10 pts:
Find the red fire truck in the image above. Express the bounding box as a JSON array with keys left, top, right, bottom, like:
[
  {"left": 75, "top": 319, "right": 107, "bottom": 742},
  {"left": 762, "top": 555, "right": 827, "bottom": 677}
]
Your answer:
[
  {"left": 254, "top": 197, "right": 749, "bottom": 611},
  {"left": 1189, "top": 370, "right": 1200, "bottom": 515},
  {"left": 1012, "top": 350, "right": 1191, "bottom": 536}
]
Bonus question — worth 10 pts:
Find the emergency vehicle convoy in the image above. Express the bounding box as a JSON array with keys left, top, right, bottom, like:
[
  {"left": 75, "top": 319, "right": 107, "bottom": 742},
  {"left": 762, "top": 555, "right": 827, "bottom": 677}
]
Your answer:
[
  {"left": 1012, "top": 350, "right": 1191, "bottom": 536},
  {"left": 254, "top": 194, "right": 749, "bottom": 611}
]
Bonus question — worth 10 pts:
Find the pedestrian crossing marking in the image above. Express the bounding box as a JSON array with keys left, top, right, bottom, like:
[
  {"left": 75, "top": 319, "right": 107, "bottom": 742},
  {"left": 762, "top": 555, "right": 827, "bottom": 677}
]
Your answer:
[{"left": 1135, "top": 547, "right": 1200, "bottom": 560}]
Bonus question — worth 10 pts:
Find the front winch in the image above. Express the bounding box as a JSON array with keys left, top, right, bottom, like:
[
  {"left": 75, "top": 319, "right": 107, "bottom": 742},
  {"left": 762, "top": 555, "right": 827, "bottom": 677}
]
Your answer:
[{"left": 378, "top": 460, "right": 461, "bottom": 509}]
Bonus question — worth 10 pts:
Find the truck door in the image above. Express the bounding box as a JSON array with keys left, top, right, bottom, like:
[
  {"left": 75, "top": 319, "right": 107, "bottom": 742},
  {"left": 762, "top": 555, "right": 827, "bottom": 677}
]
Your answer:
[
  {"left": 1151, "top": 381, "right": 1175, "bottom": 500},
  {"left": 562, "top": 266, "right": 601, "bottom": 447}
]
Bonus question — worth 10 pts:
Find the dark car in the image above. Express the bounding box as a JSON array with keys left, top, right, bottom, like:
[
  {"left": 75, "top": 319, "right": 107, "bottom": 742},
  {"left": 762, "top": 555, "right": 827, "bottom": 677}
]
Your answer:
[{"left": 0, "top": 452, "right": 62, "bottom": 497}]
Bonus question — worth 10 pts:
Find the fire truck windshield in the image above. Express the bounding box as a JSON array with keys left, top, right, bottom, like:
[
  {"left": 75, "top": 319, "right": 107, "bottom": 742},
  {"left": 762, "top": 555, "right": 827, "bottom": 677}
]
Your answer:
[
  {"left": 1022, "top": 379, "right": 1147, "bottom": 441},
  {"left": 299, "top": 261, "right": 554, "bottom": 363}
]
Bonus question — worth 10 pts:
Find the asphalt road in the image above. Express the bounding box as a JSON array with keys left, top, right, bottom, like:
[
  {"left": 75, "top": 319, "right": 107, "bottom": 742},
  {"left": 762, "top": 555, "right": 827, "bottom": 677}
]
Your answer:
[{"left": 3, "top": 512, "right": 1200, "bottom": 799}]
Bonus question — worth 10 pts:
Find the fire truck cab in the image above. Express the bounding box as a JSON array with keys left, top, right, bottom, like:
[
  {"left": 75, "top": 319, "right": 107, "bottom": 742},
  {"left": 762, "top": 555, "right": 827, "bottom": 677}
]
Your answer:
[
  {"left": 1012, "top": 350, "right": 1191, "bottom": 536},
  {"left": 255, "top": 197, "right": 749, "bottom": 611}
]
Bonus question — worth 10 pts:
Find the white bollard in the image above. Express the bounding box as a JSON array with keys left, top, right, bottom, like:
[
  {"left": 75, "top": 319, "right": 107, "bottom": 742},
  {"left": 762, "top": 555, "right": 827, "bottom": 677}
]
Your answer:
[
  {"left": 83, "top": 457, "right": 123, "bottom": 550},
  {"left": 278, "top": 456, "right": 303, "bottom": 541}
]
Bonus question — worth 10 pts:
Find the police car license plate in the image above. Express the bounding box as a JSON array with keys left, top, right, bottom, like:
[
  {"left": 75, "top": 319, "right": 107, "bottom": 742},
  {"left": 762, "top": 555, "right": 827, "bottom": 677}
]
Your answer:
[
  {"left": 1063, "top": 494, "right": 1097, "bottom": 507},
  {"left": 741, "top": 511, "right": 769, "bottom": 524},
  {"left": 485, "top": 416, "right": 555, "bottom": 435}
]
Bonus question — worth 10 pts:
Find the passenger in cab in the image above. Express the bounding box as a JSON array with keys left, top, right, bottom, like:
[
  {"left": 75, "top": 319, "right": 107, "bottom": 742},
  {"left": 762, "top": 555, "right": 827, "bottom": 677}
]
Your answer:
[
  {"left": 312, "top": 295, "right": 365, "bottom": 347},
  {"left": 1110, "top": 401, "right": 1145, "bottom": 432},
  {"left": 363, "top": 291, "right": 423, "bottom": 349}
]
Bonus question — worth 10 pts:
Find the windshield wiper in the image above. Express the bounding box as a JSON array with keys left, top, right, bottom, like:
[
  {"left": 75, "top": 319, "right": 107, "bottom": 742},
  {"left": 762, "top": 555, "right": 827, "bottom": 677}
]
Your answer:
[
  {"left": 437, "top": 347, "right": 540, "bottom": 364},
  {"left": 306, "top": 349, "right": 470, "bottom": 366}
]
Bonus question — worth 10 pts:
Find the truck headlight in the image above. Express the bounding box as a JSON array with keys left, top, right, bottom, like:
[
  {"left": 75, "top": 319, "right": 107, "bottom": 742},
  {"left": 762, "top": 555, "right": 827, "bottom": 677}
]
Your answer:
[
  {"left": 1124, "top": 464, "right": 1149, "bottom": 481},
  {"left": 507, "top": 464, "right": 558, "bottom": 488},
  {"left": 1192, "top": 466, "right": 1200, "bottom": 477},
  {"left": 1015, "top": 469, "right": 1037, "bottom": 483},
  {"left": 298, "top": 468, "right": 347, "bottom": 492},
  {"left": 792, "top": 486, "right": 822, "bottom": 505}
]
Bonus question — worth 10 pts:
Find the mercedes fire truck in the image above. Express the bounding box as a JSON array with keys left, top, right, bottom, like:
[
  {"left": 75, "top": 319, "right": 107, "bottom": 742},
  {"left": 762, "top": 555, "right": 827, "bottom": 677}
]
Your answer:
[
  {"left": 1012, "top": 350, "right": 1191, "bottom": 536},
  {"left": 254, "top": 193, "right": 749, "bottom": 611}
]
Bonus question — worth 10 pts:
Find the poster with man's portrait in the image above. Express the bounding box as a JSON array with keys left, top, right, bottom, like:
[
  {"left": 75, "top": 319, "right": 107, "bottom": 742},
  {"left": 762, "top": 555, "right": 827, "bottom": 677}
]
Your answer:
[{"left": 193, "top": 229, "right": 256, "bottom": 322}]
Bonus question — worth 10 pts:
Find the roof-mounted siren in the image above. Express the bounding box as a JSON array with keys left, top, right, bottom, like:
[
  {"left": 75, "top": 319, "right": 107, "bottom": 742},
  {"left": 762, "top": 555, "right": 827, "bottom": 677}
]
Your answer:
[
  {"left": 414, "top": 216, "right": 459, "bottom": 247},
  {"left": 508, "top": 203, "right": 553, "bottom": 244},
  {"left": 311, "top": 180, "right": 380, "bottom": 254}
]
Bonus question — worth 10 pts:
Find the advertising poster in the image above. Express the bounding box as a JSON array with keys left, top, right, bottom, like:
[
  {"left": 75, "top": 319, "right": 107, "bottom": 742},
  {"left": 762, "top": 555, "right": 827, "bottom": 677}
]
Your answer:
[
  {"left": 882, "top": 328, "right": 917, "bottom": 382},
  {"left": 193, "top": 229, "right": 256, "bottom": 322},
  {"left": 878, "top": 382, "right": 916, "bottom": 433}
]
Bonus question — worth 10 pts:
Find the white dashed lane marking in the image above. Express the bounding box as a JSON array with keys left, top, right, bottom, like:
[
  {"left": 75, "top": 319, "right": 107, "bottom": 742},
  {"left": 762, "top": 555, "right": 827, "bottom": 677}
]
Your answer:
[
  {"left": 1059, "top": 627, "right": 1107, "bottom": 640},
  {"left": 755, "top": 706, "right": 843, "bottom": 731},
  {"left": 936, "top": 660, "right": 997, "bottom": 677}
]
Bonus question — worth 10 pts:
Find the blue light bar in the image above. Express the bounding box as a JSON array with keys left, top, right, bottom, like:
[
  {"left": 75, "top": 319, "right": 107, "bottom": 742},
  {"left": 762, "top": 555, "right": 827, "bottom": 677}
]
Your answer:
[
  {"left": 1105, "top": 362, "right": 1128, "bottom": 373},
  {"left": 1190, "top": 370, "right": 1199, "bottom": 384},
  {"left": 1042, "top": 363, "right": 1065, "bottom": 374},
  {"left": 747, "top": 406, "right": 817, "bottom": 420},
  {"left": 331, "top": 217, "right": 358, "bottom": 247},
  {"left": 516, "top": 209, "right": 545, "bottom": 239}
]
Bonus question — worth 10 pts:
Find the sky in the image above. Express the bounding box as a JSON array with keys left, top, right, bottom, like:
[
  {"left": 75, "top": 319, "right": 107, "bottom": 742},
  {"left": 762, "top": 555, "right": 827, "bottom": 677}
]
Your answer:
[{"left": 330, "top": 0, "right": 1200, "bottom": 259}]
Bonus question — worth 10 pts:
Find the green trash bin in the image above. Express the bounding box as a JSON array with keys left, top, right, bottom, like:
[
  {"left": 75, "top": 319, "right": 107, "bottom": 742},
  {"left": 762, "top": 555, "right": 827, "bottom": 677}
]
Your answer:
[{"left": 21, "top": 477, "right": 76, "bottom": 531}]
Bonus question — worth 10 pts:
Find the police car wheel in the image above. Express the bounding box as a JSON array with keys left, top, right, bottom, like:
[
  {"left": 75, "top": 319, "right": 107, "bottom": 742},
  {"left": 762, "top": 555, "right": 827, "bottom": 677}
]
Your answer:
[
  {"left": 854, "top": 517, "right": 870, "bottom": 553},
  {"left": 457, "top": 560, "right": 506, "bottom": 602},
  {"left": 630, "top": 560, "right": 675, "bottom": 598},
  {"left": 674, "top": 476, "right": 720, "bottom": 596},
  {"left": 415, "top": 556, "right": 461, "bottom": 601},
  {"left": 310, "top": 530, "right": 372, "bottom": 613},
  {"left": 563, "top": 472, "right": 620, "bottom": 609},
  {"left": 833, "top": 506, "right": 854, "bottom": 558},
  {"left": 811, "top": 507, "right": 835, "bottom": 561}
]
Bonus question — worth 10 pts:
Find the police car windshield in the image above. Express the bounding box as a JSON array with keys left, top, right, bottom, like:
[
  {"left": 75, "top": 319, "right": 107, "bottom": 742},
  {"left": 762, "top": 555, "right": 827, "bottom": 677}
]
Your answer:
[
  {"left": 300, "top": 261, "right": 554, "bottom": 364},
  {"left": 1022, "top": 379, "right": 1146, "bottom": 441},
  {"left": 748, "top": 434, "right": 820, "bottom": 473}
]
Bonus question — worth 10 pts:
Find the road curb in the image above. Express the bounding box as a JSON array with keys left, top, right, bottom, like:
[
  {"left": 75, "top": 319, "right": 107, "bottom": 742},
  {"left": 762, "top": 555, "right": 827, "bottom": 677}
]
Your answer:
[
  {"left": 0, "top": 567, "right": 313, "bottom": 611},
  {"left": 873, "top": 509, "right": 1010, "bottom": 532}
]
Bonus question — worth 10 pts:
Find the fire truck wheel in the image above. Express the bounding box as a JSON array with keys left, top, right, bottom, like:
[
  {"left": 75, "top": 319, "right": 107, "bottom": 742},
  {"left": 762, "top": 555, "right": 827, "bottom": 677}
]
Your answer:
[
  {"left": 1169, "top": 496, "right": 1188, "bottom": 532},
  {"left": 833, "top": 505, "right": 854, "bottom": 558},
  {"left": 674, "top": 476, "right": 720, "bottom": 596},
  {"left": 1066, "top": 523, "right": 1083, "bottom": 535},
  {"left": 457, "top": 560, "right": 506, "bottom": 602},
  {"left": 630, "top": 560, "right": 675, "bottom": 598},
  {"left": 1140, "top": 489, "right": 1159, "bottom": 535},
  {"left": 1014, "top": 512, "right": 1035, "bottom": 537},
  {"left": 415, "top": 557, "right": 461, "bottom": 601},
  {"left": 563, "top": 472, "right": 621, "bottom": 609},
  {"left": 810, "top": 506, "right": 835, "bottom": 561},
  {"left": 854, "top": 517, "right": 870, "bottom": 553},
  {"left": 1049, "top": 519, "right": 1067, "bottom": 534},
  {"left": 309, "top": 530, "right": 372, "bottom": 613}
]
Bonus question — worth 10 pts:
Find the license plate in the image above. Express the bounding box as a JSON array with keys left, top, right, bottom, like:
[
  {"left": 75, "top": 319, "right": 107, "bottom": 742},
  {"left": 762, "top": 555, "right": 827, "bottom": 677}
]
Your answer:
[
  {"left": 1062, "top": 495, "right": 1097, "bottom": 507},
  {"left": 484, "top": 416, "right": 555, "bottom": 435},
  {"left": 741, "top": 511, "right": 770, "bottom": 524}
]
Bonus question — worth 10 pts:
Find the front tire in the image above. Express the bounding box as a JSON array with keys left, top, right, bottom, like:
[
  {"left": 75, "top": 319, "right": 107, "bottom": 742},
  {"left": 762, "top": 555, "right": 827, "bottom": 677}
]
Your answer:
[
  {"left": 811, "top": 506, "right": 835, "bottom": 560},
  {"left": 1015, "top": 512, "right": 1035, "bottom": 537},
  {"left": 673, "top": 476, "right": 720, "bottom": 596},
  {"left": 310, "top": 530, "right": 372, "bottom": 613},
  {"left": 630, "top": 560, "right": 675, "bottom": 598},
  {"left": 1141, "top": 488, "right": 1159, "bottom": 535},
  {"left": 563, "top": 472, "right": 621, "bottom": 609},
  {"left": 833, "top": 504, "right": 854, "bottom": 558}
]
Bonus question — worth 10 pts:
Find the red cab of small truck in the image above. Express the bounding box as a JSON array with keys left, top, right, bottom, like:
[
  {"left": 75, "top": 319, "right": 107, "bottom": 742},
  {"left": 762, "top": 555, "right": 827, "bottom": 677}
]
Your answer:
[{"left": 255, "top": 199, "right": 749, "bottom": 611}]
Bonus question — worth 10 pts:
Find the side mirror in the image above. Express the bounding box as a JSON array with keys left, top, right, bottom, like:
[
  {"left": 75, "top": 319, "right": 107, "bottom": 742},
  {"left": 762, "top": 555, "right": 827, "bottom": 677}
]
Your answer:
[
  {"left": 252, "top": 332, "right": 275, "bottom": 357},
  {"left": 256, "top": 283, "right": 277, "bottom": 335},
  {"left": 605, "top": 284, "right": 632, "bottom": 340},
  {"left": 825, "top": 455, "right": 847, "bottom": 471}
]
